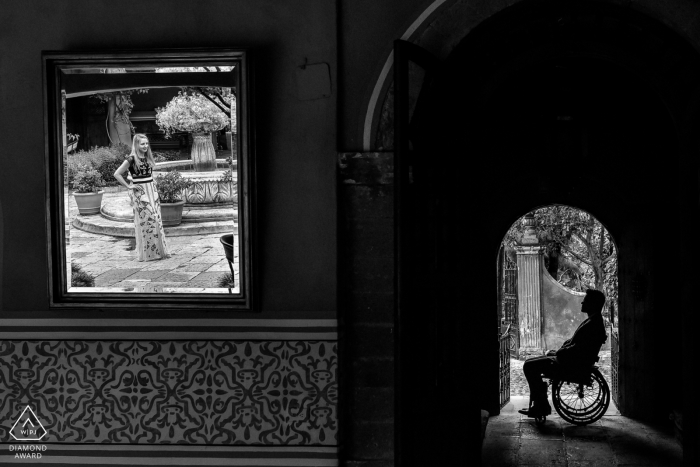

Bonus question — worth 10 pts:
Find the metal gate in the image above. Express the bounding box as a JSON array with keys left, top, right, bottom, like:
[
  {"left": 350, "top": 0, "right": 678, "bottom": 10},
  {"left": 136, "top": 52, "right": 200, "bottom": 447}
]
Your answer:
[
  {"left": 498, "top": 245, "right": 518, "bottom": 409},
  {"left": 611, "top": 327, "right": 619, "bottom": 409},
  {"left": 499, "top": 325, "right": 511, "bottom": 409},
  {"left": 502, "top": 249, "right": 519, "bottom": 357}
]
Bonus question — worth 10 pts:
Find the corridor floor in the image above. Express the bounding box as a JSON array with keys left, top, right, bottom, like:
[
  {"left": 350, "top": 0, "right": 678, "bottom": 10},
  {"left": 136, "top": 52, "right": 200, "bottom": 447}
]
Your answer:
[{"left": 482, "top": 396, "right": 682, "bottom": 466}]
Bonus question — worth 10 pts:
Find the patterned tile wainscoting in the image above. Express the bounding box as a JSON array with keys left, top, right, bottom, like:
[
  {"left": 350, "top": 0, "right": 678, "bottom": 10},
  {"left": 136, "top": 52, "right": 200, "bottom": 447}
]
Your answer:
[{"left": 0, "top": 340, "right": 338, "bottom": 445}]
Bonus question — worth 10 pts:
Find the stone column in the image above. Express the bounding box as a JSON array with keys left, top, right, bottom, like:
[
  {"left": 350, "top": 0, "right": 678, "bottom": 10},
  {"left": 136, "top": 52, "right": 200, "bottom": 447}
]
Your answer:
[{"left": 515, "top": 214, "right": 545, "bottom": 358}]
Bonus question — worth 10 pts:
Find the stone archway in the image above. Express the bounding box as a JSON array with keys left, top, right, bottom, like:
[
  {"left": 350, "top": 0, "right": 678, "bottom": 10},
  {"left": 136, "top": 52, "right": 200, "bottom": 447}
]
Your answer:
[
  {"left": 498, "top": 206, "right": 620, "bottom": 410},
  {"left": 362, "top": 0, "right": 700, "bottom": 152},
  {"left": 392, "top": 0, "right": 700, "bottom": 463}
]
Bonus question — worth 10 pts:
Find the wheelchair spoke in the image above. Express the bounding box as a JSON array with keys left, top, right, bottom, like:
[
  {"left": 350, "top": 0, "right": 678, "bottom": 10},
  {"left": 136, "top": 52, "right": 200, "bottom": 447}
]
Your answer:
[{"left": 552, "top": 369, "right": 611, "bottom": 426}]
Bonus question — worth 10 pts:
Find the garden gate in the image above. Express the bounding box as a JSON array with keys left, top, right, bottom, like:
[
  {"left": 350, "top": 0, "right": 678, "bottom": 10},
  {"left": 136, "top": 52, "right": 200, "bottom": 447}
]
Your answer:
[
  {"left": 499, "top": 326, "right": 510, "bottom": 409},
  {"left": 498, "top": 245, "right": 518, "bottom": 409},
  {"left": 611, "top": 326, "right": 619, "bottom": 409},
  {"left": 502, "top": 248, "right": 519, "bottom": 357}
]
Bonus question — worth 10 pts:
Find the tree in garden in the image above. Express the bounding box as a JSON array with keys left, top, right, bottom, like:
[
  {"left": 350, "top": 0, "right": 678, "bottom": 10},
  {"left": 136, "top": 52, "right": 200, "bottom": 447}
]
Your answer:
[
  {"left": 89, "top": 67, "right": 236, "bottom": 140},
  {"left": 90, "top": 89, "right": 150, "bottom": 137},
  {"left": 504, "top": 205, "right": 618, "bottom": 317}
]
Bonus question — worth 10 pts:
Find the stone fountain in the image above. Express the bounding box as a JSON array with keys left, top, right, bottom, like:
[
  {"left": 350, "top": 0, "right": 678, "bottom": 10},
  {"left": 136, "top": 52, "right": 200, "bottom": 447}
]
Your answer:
[{"left": 84, "top": 158, "right": 238, "bottom": 236}]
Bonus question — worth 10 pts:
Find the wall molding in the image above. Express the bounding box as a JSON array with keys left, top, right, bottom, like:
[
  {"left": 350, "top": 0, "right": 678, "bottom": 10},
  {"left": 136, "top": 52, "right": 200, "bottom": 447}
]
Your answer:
[
  {"left": 0, "top": 319, "right": 338, "bottom": 340},
  {"left": 361, "top": 0, "right": 450, "bottom": 150},
  {"left": 0, "top": 445, "right": 339, "bottom": 466}
]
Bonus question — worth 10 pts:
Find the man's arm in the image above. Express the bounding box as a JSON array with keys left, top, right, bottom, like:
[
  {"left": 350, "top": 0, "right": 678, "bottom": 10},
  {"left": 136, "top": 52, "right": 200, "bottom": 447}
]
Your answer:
[
  {"left": 556, "top": 319, "right": 606, "bottom": 362},
  {"left": 546, "top": 338, "right": 573, "bottom": 356}
]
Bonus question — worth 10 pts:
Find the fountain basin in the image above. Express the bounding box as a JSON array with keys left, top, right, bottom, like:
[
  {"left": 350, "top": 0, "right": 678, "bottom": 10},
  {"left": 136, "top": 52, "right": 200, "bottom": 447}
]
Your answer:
[{"left": 100, "top": 196, "right": 237, "bottom": 223}]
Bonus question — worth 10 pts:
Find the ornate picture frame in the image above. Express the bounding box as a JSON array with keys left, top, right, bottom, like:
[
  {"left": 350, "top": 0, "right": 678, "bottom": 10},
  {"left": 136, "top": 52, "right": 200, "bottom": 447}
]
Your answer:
[{"left": 43, "top": 48, "right": 255, "bottom": 310}]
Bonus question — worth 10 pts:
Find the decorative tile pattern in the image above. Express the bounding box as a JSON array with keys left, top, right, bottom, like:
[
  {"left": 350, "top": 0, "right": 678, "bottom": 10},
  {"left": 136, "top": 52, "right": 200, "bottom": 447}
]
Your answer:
[{"left": 0, "top": 341, "right": 337, "bottom": 444}]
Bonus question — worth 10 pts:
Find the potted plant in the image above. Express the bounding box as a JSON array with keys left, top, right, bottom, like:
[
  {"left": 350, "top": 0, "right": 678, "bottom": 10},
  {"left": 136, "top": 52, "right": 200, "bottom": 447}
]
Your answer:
[
  {"left": 154, "top": 170, "right": 193, "bottom": 226},
  {"left": 155, "top": 92, "right": 230, "bottom": 172},
  {"left": 71, "top": 164, "right": 105, "bottom": 215}
]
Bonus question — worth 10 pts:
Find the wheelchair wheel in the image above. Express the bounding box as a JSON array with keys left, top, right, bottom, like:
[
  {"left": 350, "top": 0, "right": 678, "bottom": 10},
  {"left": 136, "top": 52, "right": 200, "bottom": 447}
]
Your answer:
[{"left": 551, "top": 368, "right": 610, "bottom": 426}]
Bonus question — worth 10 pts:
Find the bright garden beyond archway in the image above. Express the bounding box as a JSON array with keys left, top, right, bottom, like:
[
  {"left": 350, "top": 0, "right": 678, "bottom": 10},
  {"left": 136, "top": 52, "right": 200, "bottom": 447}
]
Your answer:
[{"left": 499, "top": 205, "right": 618, "bottom": 404}]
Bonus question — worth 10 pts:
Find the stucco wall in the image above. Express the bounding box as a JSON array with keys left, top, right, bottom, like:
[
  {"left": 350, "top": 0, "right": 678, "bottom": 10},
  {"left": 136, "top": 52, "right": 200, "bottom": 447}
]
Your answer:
[
  {"left": 542, "top": 269, "right": 611, "bottom": 352},
  {"left": 541, "top": 268, "right": 586, "bottom": 351}
]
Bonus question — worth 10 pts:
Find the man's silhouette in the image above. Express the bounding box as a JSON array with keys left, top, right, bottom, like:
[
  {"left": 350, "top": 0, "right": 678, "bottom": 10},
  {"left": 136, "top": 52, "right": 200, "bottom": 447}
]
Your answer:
[{"left": 518, "top": 288, "right": 608, "bottom": 417}]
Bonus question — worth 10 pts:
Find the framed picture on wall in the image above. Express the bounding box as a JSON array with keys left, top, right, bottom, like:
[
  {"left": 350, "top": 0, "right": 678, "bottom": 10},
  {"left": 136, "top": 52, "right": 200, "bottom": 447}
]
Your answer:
[{"left": 43, "top": 48, "right": 255, "bottom": 310}]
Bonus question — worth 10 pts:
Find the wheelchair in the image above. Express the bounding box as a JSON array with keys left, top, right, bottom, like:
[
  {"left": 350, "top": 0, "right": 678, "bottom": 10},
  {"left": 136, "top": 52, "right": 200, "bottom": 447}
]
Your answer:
[{"left": 534, "top": 356, "right": 611, "bottom": 426}]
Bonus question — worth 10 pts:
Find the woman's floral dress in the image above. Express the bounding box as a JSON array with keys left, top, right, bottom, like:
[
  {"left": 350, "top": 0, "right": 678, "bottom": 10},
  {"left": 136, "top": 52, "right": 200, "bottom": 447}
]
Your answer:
[{"left": 127, "top": 156, "right": 169, "bottom": 261}]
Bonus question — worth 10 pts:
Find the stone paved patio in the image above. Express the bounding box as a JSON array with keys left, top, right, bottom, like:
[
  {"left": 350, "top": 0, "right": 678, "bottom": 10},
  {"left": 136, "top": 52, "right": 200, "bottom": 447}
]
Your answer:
[
  {"left": 69, "top": 228, "right": 239, "bottom": 291},
  {"left": 67, "top": 190, "right": 239, "bottom": 292}
]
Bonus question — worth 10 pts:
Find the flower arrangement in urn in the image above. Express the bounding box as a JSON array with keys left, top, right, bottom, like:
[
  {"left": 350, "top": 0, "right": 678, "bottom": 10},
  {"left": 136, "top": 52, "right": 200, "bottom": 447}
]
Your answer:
[
  {"left": 155, "top": 92, "right": 230, "bottom": 136},
  {"left": 156, "top": 92, "right": 230, "bottom": 172}
]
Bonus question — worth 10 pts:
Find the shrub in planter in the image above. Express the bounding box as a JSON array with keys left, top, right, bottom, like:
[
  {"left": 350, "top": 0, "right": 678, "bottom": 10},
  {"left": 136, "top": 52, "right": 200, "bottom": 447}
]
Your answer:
[
  {"left": 155, "top": 170, "right": 193, "bottom": 204},
  {"left": 71, "top": 164, "right": 105, "bottom": 193},
  {"left": 71, "top": 164, "right": 105, "bottom": 215},
  {"left": 71, "top": 263, "right": 95, "bottom": 287},
  {"left": 154, "top": 170, "right": 193, "bottom": 226}
]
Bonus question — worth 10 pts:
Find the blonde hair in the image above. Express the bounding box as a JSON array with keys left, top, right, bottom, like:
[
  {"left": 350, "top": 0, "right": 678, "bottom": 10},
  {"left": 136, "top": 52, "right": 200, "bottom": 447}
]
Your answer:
[{"left": 130, "top": 133, "right": 155, "bottom": 167}]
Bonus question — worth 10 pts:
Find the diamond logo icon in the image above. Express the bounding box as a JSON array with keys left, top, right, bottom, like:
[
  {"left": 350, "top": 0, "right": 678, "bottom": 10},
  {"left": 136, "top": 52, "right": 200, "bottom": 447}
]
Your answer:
[{"left": 10, "top": 406, "right": 47, "bottom": 441}]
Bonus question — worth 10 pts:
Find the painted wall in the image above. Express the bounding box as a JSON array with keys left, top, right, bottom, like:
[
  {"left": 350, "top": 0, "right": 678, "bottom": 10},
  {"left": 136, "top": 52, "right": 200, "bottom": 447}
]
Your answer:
[{"left": 0, "top": 0, "right": 337, "bottom": 318}]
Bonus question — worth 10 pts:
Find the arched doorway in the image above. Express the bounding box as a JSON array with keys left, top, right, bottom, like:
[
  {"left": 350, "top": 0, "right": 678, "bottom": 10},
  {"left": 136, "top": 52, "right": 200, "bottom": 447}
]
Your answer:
[
  {"left": 497, "top": 205, "right": 619, "bottom": 412},
  {"left": 393, "top": 1, "right": 699, "bottom": 464}
]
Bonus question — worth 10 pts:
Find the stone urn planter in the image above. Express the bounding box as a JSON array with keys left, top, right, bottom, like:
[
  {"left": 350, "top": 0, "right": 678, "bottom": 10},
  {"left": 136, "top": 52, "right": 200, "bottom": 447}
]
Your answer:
[
  {"left": 190, "top": 132, "right": 217, "bottom": 172},
  {"left": 160, "top": 200, "right": 186, "bottom": 227},
  {"left": 155, "top": 92, "right": 229, "bottom": 172},
  {"left": 74, "top": 191, "right": 104, "bottom": 215},
  {"left": 71, "top": 165, "right": 105, "bottom": 215}
]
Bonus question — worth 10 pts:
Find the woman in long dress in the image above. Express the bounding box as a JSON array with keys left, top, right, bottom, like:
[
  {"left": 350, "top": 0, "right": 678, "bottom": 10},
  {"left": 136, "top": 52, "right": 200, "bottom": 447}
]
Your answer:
[{"left": 114, "top": 134, "right": 169, "bottom": 261}]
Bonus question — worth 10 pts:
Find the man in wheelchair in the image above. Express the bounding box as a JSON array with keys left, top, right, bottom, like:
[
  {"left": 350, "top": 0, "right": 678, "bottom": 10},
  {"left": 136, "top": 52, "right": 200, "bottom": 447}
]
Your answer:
[{"left": 518, "top": 289, "right": 608, "bottom": 418}]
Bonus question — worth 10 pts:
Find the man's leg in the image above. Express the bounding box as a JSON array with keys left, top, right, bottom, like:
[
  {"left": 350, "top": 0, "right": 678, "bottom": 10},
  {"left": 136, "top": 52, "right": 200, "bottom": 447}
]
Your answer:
[{"left": 520, "top": 356, "right": 557, "bottom": 416}]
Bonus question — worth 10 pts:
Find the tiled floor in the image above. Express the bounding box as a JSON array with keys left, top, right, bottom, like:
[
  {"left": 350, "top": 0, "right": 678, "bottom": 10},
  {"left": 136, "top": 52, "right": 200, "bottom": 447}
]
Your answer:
[{"left": 482, "top": 396, "right": 682, "bottom": 466}]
